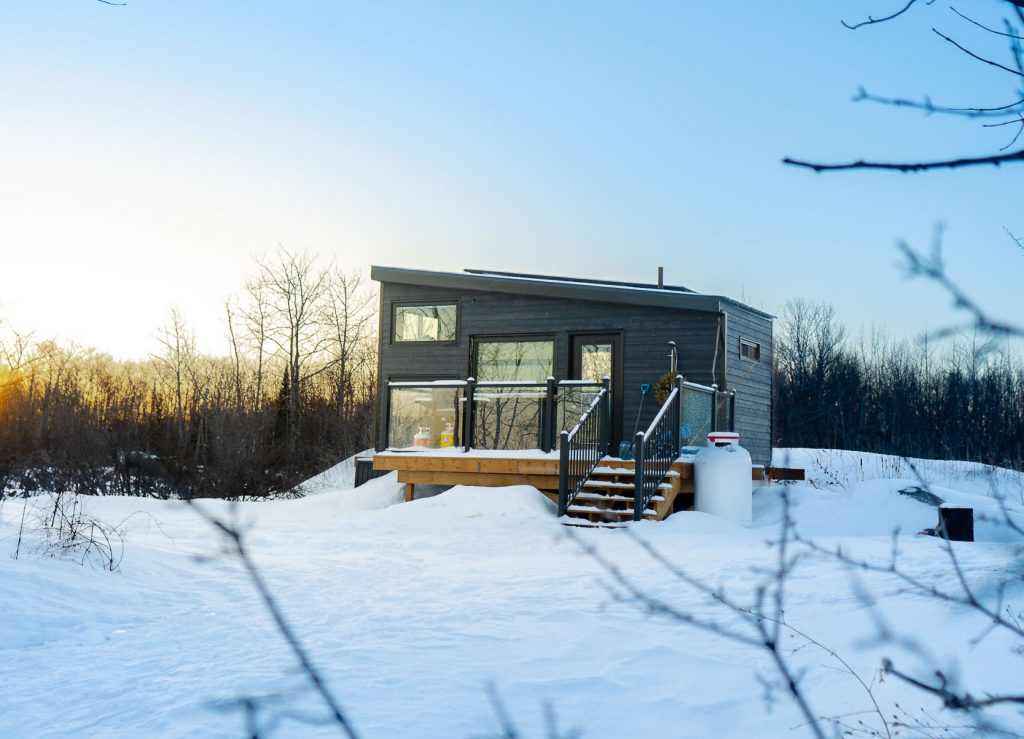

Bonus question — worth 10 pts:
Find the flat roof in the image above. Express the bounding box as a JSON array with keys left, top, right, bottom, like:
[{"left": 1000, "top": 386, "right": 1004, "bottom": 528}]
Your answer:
[{"left": 370, "top": 266, "right": 773, "bottom": 319}]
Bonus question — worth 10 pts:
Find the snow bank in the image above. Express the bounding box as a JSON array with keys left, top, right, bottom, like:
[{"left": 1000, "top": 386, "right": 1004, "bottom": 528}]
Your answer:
[
  {"left": 297, "top": 448, "right": 376, "bottom": 495},
  {"left": 775, "top": 447, "right": 1024, "bottom": 502},
  {"left": 766, "top": 448, "right": 1024, "bottom": 542},
  {"left": 1, "top": 450, "right": 1022, "bottom": 738},
  {"left": 370, "top": 484, "right": 556, "bottom": 528}
]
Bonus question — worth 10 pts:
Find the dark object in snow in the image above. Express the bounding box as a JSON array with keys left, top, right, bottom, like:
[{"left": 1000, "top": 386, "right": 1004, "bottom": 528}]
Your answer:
[
  {"left": 899, "top": 485, "right": 944, "bottom": 507},
  {"left": 918, "top": 507, "right": 974, "bottom": 542},
  {"left": 937, "top": 507, "right": 974, "bottom": 542},
  {"left": 354, "top": 457, "right": 388, "bottom": 488}
]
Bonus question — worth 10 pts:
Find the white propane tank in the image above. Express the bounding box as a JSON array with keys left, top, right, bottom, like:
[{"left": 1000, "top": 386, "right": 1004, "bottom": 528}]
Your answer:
[{"left": 694, "top": 431, "right": 752, "bottom": 526}]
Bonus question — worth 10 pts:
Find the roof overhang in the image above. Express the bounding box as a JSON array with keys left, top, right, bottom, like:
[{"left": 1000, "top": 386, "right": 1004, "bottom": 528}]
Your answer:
[{"left": 370, "top": 266, "right": 769, "bottom": 316}]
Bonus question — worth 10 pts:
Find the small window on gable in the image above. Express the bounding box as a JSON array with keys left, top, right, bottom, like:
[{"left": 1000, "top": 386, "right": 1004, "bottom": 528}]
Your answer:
[
  {"left": 739, "top": 338, "right": 761, "bottom": 362},
  {"left": 393, "top": 303, "right": 457, "bottom": 343}
]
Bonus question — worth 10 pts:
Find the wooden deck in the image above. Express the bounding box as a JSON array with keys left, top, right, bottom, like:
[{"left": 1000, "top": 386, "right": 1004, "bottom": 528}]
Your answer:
[{"left": 373, "top": 451, "right": 801, "bottom": 523}]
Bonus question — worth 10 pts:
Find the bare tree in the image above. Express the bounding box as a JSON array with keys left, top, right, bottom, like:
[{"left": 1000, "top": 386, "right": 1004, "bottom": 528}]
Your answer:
[
  {"left": 153, "top": 309, "right": 195, "bottom": 456},
  {"left": 252, "top": 249, "right": 337, "bottom": 456},
  {"left": 241, "top": 275, "right": 274, "bottom": 415},
  {"left": 322, "top": 270, "right": 375, "bottom": 426}
]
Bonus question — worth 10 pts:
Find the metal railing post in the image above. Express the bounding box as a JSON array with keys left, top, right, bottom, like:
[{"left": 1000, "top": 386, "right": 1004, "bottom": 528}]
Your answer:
[
  {"left": 558, "top": 430, "right": 570, "bottom": 516},
  {"left": 711, "top": 383, "right": 719, "bottom": 433},
  {"left": 542, "top": 376, "right": 556, "bottom": 453},
  {"left": 601, "top": 376, "right": 611, "bottom": 455},
  {"left": 674, "top": 375, "right": 684, "bottom": 458},
  {"left": 463, "top": 377, "right": 476, "bottom": 452},
  {"left": 380, "top": 382, "right": 393, "bottom": 451},
  {"left": 633, "top": 431, "right": 645, "bottom": 522}
]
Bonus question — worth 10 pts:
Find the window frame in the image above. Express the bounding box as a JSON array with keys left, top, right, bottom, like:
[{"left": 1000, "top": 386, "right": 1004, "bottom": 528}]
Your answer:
[
  {"left": 469, "top": 333, "right": 558, "bottom": 383},
  {"left": 739, "top": 337, "right": 761, "bottom": 363},
  {"left": 390, "top": 300, "right": 460, "bottom": 346}
]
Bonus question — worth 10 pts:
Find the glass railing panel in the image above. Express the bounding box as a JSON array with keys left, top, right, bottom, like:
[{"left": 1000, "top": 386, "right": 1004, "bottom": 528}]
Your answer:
[
  {"left": 472, "top": 384, "right": 546, "bottom": 450},
  {"left": 680, "top": 385, "right": 714, "bottom": 447},
  {"left": 714, "top": 392, "right": 736, "bottom": 432},
  {"left": 557, "top": 382, "right": 603, "bottom": 438},
  {"left": 387, "top": 384, "right": 465, "bottom": 450}
]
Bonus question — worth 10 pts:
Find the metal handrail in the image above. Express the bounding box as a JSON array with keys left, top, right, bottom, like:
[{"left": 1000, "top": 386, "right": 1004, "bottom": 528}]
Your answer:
[
  {"left": 633, "top": 376, "right": 683, "bottom": 521},
  {"left": 643, "top": 386, "right": 678, "bottom": 441},
  {"left": 557, "top": 380, "right": 611, "bottom": 516}
]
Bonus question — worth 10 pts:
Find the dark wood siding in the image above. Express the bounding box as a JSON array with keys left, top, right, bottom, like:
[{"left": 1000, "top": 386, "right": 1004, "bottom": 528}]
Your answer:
[
  {"left": 723, "top": 301, "right": 773, "bottom": 467},
  {"left": 377, "top": 281, "right": 772, "bottom": 466}
]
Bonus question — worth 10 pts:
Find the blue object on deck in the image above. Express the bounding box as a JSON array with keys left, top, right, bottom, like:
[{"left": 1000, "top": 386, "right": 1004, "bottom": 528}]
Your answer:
[{"left": 617, "top": 383, "right": 651, "bottom": 460}]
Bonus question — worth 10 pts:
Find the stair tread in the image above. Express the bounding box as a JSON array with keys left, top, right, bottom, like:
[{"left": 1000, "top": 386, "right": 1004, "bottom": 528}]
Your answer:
[
  {"left": 583, "top": 479, "right": 673, "bottom": 490},
  {"left": 560, "top": 518, "right": 626, "bottom": 529},
  {"left": 573, "top": 492, "right": 665, "bottom": 503},
  {"left": 593, "top": 468, "right": 680, "bottom": 478},
  {"left": 567, "top": 504, "right": 657, "bottom": 517}
]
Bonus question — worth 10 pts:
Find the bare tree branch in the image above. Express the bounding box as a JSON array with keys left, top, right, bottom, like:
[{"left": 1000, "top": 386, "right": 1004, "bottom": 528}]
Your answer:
[
  {"left": 883, "top": 659, "right": 1024, "bottom": 710},
  {"left": 188, "top": 500, "right": 361, "bottom": 738},
  {"left": 784, "top": 147, "right": 1024, "bottom": 171},
  {"left": 932, "top": 26, "right": 1024, "bottom": 77},
  {"left": 896, "top": 228, "right": 1024, "bottom": 338},
  {"left": 853, "top": 87, "right": 1024, "bottom": 118},
  {"left": 951, "top": 6, "right": 1024, "bottom": 40},
  {"left": 795, "top": 2, "right": 1024, "bottom": 173},
  {"left": 1005, "top": 226, "right": 1024, "bottom": 251},
  {"left": 985, "top": 114, "right": 1024, "bottom": 149},
  {"left": 842, "top": 0, "right": 927, "bottom": 30}
]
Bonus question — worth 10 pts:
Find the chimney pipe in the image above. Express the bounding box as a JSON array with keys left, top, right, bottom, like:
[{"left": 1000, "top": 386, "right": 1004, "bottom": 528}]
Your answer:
[{"left": 657, "top": 266, "right": 664, "bottom": 288}]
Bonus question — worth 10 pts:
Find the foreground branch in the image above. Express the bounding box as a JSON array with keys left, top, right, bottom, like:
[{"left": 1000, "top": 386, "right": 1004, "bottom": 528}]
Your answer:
[
  {"left": 842, "top": 0, "right": 924, "bottom": 30},
  {"left": 188, "top": 502, "right": 361, "bottom": 738},
  {"left": 783, "top": 148, "right": 1024, "bottom": 172},
  {"left": 883, "top": 659, "right": 1024, "bottom": 710}
]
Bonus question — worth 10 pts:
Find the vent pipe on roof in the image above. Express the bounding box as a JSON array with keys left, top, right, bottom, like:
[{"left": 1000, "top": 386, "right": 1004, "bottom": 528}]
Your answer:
[{"left": 657, "top": 266, "right": 664, "bottom": 288}]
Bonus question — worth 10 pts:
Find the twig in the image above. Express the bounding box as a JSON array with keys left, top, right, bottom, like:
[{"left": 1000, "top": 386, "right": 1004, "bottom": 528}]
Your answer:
[
  {"left": 984, "top": 114, "right": 1024, "bottom": 150},
  {"left": 1005, "top": 226, "right": 1024, "bottom": 251},
  {"left": 842, "top": 0, "right": 925, "bottom": 30},
  {"left": 950, "top": 6, "right": 1024, "bottom": 40},
  {"left": 896, "top": 230, "right": 1024, "bottom": 338},
  {"left": 883, "top": 659, "right": 1024, "bottom": 710},
  {"left": 932, "top": 26, "right": 1024, "bottom": 77},
  {"left": 853, "top": 87, "right": 1024, "bottom": 118},
  {"left": 564, "top": 491, "right": 831, "bottom": 739},
  {"left": 187, "top": 501, "right": 360, "bottom": 739}
]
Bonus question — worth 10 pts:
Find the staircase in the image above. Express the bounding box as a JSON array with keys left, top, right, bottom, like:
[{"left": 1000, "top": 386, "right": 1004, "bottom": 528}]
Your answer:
[{"left": 560, "top": 459, "right": 686, "bottom": 527}]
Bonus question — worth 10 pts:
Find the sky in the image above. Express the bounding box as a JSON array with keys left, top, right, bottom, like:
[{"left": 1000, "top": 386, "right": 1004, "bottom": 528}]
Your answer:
[{"left": 1, "top": 1, "right": 1021, "bottom": 358}]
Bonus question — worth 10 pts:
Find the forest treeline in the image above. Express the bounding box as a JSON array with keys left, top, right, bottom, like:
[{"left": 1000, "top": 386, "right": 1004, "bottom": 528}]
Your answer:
[
  {"left": 0, "top": 249, "right": 378, "bottom": 499},
  {"left": 1, "top": 258, "right": 1022, "bottom": 500},
  {"left": 773, "top": 299, "right": 1024, "bottom": 468}
]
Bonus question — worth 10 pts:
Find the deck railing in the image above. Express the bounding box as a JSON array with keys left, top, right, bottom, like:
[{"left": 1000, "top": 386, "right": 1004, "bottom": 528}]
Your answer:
[
  {"left": 472, "top": 380, "right": 549, "bottom": 451},
  {"left": 633, "top": 375, "right": 683, "bottom": 521},
  {"left": 384, "top": 378, "right": 606, "bottom": 453},
  {"left": 557, "top": 379, "right": 611, "bottom": 516},
  {"left": 385, "top": 380, "right": 467, "bottom": 451},
  {"left": 679, "top": 380, "right": 736, "bottom": 447}
]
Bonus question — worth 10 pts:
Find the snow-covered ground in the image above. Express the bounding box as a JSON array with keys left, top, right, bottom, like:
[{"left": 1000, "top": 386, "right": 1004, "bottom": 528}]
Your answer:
[{"left": 2, "top": 450, "right": 1022, "bottom": 738}]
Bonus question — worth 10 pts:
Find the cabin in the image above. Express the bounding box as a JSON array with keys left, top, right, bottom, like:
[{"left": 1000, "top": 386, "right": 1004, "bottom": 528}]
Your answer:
[{"left": 365, "top": 266, "right": 790, "bottom": 526}]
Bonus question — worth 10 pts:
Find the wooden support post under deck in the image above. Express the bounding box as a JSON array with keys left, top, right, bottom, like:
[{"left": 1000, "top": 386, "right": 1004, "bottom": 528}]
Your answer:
[{"left": 404, "top": 482, "right": 415, "bottom": 502}]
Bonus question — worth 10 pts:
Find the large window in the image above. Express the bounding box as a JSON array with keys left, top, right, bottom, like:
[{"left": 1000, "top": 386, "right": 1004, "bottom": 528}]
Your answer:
[
  {"left": 473, "top": 337, "right": 555, "bottom": 382},
  {"left": 393, "top": 303, "right": 457, "bottom": 343}
]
